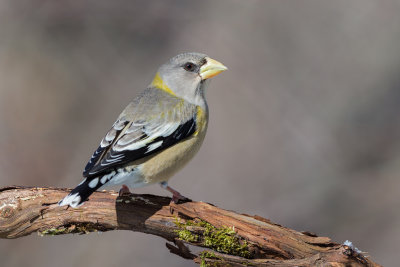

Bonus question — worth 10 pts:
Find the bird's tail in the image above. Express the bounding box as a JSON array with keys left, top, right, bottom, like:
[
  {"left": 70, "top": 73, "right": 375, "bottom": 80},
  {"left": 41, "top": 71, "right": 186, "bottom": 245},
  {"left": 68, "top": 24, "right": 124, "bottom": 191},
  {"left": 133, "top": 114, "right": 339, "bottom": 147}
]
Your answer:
[{"left": 58, "top": 177, "right": 104, "bottom": 208}]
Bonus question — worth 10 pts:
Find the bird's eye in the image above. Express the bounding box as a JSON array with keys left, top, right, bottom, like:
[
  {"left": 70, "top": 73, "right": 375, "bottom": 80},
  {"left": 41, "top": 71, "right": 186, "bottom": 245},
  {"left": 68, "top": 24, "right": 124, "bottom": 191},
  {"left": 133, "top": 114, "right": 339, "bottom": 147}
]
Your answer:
[{"left": 183, "top": 62, "right": 196, "bottom": 72}]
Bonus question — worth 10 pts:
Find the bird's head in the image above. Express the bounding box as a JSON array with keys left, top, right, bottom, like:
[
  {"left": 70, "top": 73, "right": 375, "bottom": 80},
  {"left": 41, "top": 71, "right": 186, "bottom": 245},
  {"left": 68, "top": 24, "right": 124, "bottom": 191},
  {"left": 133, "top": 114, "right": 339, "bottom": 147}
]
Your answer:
[{"left": 150, "top": 52, "right": 227, "bottom": 106}]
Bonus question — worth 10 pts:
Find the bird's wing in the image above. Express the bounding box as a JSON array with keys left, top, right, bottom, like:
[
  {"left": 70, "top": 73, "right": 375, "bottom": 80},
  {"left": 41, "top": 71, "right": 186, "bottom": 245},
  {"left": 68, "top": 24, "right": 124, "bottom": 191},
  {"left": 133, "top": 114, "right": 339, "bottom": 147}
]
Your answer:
[{"left": 83, "top": 89, "right": 198, "bottom": 178}]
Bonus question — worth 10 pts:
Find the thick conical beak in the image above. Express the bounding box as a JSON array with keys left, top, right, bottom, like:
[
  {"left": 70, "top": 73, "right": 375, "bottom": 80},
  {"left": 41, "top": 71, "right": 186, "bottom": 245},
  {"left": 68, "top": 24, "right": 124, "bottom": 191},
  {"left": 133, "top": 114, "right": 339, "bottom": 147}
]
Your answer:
[{"left": 199, "top": 57, "right": 228, "bottom": 80}]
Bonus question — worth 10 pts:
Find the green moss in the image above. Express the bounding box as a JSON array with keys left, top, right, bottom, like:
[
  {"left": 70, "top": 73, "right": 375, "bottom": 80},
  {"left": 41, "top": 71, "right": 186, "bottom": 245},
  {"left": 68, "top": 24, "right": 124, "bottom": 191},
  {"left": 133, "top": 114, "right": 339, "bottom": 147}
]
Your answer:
[
  {"left": 174, "top": 219, "right": 251, "bottom": 259},
  {"left": 175, "top": 218, "right": 198, "bottom": 242},
  {"left": 177, "top": 228, "right": 199, "bottom": 242},
  {"left": 199, "top": 251, "right": 223, "bottom": 267},
  {"left": 202, "top": 223, "right": 250, "bottom": 258},
  {"left": 39, "top": 228, "right": 69, "bottom": 236}
]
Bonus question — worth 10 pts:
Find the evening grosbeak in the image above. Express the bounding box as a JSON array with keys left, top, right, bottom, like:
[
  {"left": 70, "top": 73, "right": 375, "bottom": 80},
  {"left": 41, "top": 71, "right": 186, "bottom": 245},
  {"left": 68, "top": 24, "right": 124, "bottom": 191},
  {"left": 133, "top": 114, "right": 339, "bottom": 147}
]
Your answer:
[{"left": 59, "top": 52, "right": 227, "bottom": 207}]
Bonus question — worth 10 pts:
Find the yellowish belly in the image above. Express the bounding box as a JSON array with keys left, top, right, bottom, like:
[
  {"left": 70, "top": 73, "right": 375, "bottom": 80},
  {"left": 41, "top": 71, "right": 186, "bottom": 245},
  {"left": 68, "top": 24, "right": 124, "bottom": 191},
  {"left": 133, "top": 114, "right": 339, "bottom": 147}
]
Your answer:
[{"left": 139, "top": 126, "right": 207, "bottom": 183}]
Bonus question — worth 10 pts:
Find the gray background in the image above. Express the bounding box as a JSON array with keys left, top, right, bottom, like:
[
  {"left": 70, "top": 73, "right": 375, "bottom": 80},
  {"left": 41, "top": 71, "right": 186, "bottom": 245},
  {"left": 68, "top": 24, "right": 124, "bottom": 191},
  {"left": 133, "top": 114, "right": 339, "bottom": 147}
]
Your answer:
[{"left": 1, "top": 1, "right": 399, "bottom": 266}]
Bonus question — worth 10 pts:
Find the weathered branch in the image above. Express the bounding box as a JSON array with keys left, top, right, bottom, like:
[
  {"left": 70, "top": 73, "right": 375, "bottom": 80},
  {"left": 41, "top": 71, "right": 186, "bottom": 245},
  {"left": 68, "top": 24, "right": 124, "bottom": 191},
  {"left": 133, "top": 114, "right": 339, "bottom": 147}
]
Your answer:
[{"left": 0, "top": 186, "right": 380, "bottom": 266}]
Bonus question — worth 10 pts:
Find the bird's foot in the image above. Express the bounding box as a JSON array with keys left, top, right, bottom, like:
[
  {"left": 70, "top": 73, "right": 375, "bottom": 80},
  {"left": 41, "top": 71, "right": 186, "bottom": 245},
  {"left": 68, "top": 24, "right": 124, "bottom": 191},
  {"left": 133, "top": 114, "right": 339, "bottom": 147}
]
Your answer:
[
  {"left": 160, "top": 182, "right": 191, "bottom": 204},
  {"left": 171, "top": 191, "right": 190, "bottom": 204},
  {"left": 118, "top": 184, "right": 131, "bottom": 196}
]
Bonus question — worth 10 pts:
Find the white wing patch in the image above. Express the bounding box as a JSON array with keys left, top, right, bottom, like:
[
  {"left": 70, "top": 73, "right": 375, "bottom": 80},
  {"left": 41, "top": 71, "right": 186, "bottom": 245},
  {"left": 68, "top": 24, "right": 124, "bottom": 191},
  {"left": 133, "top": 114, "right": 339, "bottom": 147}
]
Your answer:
[
  {"left": 114, "top": 121, "right": 180, "bottom": 152},
  {"left": 146, "top": 140, "right": 163, "bottom": 153}
]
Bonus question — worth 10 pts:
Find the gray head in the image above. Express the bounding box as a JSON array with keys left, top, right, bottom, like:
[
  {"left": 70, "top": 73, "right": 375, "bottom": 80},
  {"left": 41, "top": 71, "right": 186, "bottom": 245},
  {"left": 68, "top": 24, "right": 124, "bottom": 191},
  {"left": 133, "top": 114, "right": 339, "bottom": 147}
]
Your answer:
[{"left": 150, "top": 52, "right": 227, "bottom": 107}]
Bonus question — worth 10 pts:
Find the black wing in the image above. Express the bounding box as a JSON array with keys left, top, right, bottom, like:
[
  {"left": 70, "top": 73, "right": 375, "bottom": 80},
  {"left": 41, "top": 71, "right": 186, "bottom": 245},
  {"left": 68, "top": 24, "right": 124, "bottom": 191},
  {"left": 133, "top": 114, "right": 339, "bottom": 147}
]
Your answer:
[{"left": 83, "top": 116, "right": 197, "bottom": 178}]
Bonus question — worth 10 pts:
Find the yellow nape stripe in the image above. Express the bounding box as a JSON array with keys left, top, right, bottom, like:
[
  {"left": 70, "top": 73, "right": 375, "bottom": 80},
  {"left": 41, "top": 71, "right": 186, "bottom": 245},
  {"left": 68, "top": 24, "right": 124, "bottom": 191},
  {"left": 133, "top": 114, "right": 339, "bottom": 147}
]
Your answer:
[{"left": 150, "top": 72, "right": 175, "bottom": 96}]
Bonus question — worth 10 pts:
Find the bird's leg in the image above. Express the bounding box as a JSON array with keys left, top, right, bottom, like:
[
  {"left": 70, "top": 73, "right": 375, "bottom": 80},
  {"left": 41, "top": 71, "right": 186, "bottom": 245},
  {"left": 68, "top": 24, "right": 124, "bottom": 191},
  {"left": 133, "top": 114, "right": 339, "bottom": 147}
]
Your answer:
[
  {"left": 160, "top": 182, "right": 188, "bottom": 203},
  {"left": 118, "top": 184, "right": 131, "bottom": 196}
]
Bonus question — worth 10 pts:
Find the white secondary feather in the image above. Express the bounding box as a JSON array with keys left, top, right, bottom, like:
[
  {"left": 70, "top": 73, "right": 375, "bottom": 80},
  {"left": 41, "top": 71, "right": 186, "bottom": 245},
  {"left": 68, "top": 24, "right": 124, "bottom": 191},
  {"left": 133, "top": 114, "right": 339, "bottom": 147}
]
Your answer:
[
  {"left": 100, "top": 139, "right": 110, "bottom": 148},
  {"left": 160, "top": 122, "right": 179, "bottom": 137},
  {"left": 115, "top": 138, "right": 148, "bottom": 151},
  {"left": 115, "top": 122, "right": 179, "bottom": 152},
  {"left": 105, "top": 130, "right": 116, "bottom": 141},
  {"left": 126, "top": 122, "right": 146, "bottom": 134},
  {"left": 116, "top": 135, "right": 143, "bottom": 146},
  {"left": 101, "top": 155, "right": 124, "bottom": 166},
  {"left": 146, "top": 140, "right": 163, "bottom": 153},
  {"left": 113, "top": 119, "right": 127, "bottom": 130}
]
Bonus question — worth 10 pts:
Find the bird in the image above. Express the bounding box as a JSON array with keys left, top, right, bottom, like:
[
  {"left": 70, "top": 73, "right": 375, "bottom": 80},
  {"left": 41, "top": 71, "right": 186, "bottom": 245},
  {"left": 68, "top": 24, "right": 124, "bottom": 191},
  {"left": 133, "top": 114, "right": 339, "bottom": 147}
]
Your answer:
[{"left": 58, "top": 52, "right": 227, "bottom": 208}]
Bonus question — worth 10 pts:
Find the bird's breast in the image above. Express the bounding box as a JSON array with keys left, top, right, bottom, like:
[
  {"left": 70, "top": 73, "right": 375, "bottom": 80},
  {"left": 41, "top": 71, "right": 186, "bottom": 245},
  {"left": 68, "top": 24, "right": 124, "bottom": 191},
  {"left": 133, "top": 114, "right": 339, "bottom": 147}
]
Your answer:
[{"left": 138, "top": 106, "right": 208, "bottom": 183}]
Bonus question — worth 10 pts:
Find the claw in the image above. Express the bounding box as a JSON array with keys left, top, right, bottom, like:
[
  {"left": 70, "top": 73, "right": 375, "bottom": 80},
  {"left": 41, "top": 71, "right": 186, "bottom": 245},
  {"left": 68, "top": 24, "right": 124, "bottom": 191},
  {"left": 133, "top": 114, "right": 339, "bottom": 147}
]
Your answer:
[{"left": 171, "top": 191, "right": 189, "bottom": 204}]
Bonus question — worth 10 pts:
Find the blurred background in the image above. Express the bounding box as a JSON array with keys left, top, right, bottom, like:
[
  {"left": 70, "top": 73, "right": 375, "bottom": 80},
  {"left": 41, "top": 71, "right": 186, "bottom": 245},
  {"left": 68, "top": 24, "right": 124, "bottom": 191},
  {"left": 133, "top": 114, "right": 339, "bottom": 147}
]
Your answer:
[{"left": 1, "top": 0, "right": 399, "bottom": 266}]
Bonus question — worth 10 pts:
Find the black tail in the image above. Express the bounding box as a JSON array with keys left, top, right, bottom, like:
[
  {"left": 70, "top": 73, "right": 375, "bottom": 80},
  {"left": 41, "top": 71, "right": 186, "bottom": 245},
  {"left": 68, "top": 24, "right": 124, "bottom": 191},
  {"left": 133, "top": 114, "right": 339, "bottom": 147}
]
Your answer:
[{"left": 58, "top": 177, "right": 104, "bottom": 207}]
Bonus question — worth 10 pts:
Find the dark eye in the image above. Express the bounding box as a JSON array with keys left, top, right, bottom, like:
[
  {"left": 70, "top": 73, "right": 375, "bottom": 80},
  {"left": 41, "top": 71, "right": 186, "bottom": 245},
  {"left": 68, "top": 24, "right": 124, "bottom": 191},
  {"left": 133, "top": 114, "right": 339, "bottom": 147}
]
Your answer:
[{"left": 183, "top": 62, "right": 196, "bottom": 72}]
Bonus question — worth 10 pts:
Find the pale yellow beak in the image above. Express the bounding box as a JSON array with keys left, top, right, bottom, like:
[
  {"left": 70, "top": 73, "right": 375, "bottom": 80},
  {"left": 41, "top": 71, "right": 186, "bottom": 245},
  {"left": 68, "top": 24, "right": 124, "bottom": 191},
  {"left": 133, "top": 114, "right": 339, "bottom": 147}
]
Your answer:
[{"left": 199, "top": 57, "right": 228, "bottom": 80}]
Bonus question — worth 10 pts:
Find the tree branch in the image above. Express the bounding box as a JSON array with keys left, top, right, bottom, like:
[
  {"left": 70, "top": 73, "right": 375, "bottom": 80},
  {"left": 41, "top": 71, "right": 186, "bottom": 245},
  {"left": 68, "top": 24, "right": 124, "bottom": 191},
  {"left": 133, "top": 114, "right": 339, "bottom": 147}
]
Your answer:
[{"left": 0, "top": 186, "right": 380, "bottom": 266}]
